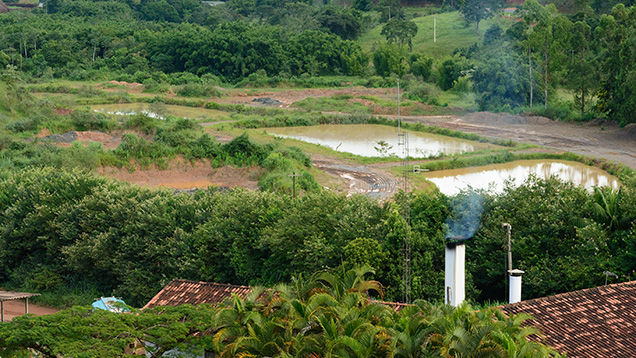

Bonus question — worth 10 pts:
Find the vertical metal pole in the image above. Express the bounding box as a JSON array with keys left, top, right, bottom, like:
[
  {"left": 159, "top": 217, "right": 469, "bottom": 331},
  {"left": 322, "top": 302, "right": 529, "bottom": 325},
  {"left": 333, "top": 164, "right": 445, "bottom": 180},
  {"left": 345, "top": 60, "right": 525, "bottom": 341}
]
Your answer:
[
  {"left": 434, "top": 17, "right": 437, "bottom": 43},
  {"left": 508, "top": 227, "right": 512, "bottom": 273},
  {"left": 397, "top": 79, "right": 400, "bottom": 134},
  {"left": 25, "top": 297, "right": 29, "bottom": 314},
  {"left": 288, "top": 172, "right": 300, "bottom": 199},
  {"left": 1, "top": 301, "right": 4, "bottom": 322}
]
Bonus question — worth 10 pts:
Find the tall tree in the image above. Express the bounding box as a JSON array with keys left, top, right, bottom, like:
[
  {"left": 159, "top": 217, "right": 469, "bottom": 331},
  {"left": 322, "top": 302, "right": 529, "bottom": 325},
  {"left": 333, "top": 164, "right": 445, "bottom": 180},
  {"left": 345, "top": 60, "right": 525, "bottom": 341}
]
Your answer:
[
  {"left": 565, "top": 21, "right": 599, "bottom": 117},
  {"left": 460, "top": 0, "right": 502, "bottom": 34},
  {"left": 381, "top": 19, "right": 418, "bottom": 50},
  {"left": 524, "top": 0, "right": 570, "bottom": 110}
]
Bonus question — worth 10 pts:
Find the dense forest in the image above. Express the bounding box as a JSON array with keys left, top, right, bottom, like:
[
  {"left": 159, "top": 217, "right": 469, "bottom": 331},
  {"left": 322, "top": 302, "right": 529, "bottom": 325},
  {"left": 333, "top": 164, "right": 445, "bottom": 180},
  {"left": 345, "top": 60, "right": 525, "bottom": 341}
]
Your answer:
[{"left": 3, "top": 0, "right": 636, "bottom": 122}]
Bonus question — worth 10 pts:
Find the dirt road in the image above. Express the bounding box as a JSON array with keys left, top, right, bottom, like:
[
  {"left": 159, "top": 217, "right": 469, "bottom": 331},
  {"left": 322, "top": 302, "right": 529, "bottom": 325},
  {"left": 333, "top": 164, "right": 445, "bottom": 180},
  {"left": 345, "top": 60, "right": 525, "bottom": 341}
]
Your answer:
[
  {"left": 313, "top": 155, "right": 398, "bottom": 199},
  {"left": 400, "top": 112, "right": 636, "bottom": 169}
]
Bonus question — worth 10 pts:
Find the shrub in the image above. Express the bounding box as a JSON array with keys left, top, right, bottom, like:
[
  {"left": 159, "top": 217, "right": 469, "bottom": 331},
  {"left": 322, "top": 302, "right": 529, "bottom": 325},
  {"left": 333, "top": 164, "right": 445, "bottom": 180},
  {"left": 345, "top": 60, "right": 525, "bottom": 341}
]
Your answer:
[
  {"left": 407, "top": 83, "right": 441, "bottom": 102},
  {"left": 70, "top": 110, "right": 116, "bottom": 131},
  {"left": 176, "top": 83, "right": 222, "bottom": 98}
]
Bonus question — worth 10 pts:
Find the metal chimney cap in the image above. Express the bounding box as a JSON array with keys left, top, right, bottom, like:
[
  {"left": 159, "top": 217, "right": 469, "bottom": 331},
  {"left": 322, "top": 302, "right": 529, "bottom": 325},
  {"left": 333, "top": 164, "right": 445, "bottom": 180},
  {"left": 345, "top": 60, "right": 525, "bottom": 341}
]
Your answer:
[{"left": 508, "top": 269, "right": 524, "bottom": 276}]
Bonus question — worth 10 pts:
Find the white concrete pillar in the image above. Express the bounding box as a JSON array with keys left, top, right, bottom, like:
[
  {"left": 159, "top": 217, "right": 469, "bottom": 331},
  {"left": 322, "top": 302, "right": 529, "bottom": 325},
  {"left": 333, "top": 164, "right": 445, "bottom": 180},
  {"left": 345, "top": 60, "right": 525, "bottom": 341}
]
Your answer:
[
  {"left": 509, "top": 269, "right": 524, "bottom": 304},
  {"left": 445, "top": 243, "right": 465, "bottom": 306}
]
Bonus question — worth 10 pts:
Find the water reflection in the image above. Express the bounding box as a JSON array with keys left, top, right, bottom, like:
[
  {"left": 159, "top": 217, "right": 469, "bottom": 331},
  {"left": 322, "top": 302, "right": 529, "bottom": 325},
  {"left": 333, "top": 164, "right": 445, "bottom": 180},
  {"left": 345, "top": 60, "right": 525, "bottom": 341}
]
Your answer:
[
  {"left": 424, "top": 160, "right": 621, "bottom": 196},
  {"left": 267, "top": 124, "right": 496, "bottom": 157},
  {"left": 90, "top": 103, "right": 226, "bottom": 120}
]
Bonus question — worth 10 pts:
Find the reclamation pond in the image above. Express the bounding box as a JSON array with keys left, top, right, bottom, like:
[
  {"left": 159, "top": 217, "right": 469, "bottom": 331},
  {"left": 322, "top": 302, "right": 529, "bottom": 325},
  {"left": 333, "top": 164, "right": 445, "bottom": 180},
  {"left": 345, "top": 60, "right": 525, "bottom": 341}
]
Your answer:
[
  {"left": 267, "top": 124, "right": 498, "bottom": 157},
  {"left": 423, "top": 160, "right": 620, "bottom": 196},
  {"left": 266, "top": 125, "right": 620, "bottom": 196},
  {"left": 90, "top": 103, "right": 228, "bottom": 120}
]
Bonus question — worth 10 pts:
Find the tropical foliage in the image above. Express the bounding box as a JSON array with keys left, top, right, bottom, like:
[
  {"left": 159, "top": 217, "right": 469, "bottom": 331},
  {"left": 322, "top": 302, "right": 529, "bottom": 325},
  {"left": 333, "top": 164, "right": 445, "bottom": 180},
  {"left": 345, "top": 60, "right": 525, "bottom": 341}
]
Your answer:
[{"left": 0, "top": 267, "right": 563, "bottom": 358}]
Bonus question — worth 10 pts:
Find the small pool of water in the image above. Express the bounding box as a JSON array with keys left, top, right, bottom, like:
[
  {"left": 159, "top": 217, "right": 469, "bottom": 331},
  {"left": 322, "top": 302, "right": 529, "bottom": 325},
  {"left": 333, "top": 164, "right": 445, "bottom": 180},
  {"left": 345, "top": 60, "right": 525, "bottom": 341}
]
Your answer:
[
  {"left": 423, "top": 160, "right": 620, "bottom": 196},
  {"left": 90, "top": 103, "right": 228, "bottom": 120},
  {"left": 267, "top": 124, "right": 498, "bottom": 157}
]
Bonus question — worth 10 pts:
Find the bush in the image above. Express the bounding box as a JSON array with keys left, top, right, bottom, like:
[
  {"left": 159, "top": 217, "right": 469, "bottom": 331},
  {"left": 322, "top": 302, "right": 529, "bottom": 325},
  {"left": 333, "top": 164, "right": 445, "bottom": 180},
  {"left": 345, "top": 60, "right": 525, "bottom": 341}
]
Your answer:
[
  {"left": 142, "top": 79, "right": 171, "bottom": 94},
  {"left": 70, "top": 110, "right": 116, "bottom": 131},
  {"left": 176, "top": 83, "right": 222, "bottom": 98},
  {"left": 406, "top": 83, "right": 441, "bottom": 102},
  {"left": 451, "top": 76, "right": 471, "bottom": 94}
]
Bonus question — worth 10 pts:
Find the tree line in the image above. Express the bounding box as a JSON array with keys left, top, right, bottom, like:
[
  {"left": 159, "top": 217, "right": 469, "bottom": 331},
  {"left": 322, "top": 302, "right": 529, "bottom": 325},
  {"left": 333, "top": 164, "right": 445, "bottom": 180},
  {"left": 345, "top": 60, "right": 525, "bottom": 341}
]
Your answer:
[{"left": 0, "top": 167, "right": 634, "bottom": 308}]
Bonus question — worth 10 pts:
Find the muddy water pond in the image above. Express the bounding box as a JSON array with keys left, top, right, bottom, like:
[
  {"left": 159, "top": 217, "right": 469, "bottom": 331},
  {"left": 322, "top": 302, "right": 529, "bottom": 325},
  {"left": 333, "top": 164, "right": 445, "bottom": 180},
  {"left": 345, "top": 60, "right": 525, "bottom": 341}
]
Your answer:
[
  {"left": 90, "top": 103, "right": 228, "bottom": 120},
  {"left": 423, "top": 160, "right": 620, "bottom": 196},
  {"left": 267, "top": 124, "right": 498, "bottom": 157}
]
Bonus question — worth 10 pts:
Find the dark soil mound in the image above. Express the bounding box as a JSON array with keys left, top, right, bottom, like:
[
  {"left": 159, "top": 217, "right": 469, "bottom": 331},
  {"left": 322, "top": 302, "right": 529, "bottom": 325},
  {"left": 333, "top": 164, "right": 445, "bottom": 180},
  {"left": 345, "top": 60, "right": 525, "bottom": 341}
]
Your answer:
[{"left": 252, "top": 97, "right": 282, "bottom": 106}]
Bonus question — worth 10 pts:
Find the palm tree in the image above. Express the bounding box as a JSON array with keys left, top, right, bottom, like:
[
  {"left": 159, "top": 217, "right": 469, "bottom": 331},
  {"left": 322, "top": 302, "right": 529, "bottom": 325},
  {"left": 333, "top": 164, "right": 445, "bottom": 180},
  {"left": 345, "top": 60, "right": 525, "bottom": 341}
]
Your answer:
[{"left": 591, "top": 187, "right": 633, "bottom": 231}]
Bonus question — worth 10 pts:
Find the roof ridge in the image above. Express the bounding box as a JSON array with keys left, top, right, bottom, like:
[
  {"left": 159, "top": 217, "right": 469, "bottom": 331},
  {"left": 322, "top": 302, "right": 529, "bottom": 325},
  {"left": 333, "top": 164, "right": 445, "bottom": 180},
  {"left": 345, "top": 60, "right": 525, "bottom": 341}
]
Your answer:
[{"left": 502, "top": 279, "right": 636, "bottom": 308}]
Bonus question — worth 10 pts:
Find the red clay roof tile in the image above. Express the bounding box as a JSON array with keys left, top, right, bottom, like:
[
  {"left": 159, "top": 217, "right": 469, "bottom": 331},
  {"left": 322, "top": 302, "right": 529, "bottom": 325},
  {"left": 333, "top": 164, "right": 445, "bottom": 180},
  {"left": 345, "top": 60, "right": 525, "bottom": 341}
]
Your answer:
[
  {"left": 500, "top": 280, "right": 636, "bottom": 358},
  {"left": 142, "top": 279, "right": 253, "bottom": 310}
]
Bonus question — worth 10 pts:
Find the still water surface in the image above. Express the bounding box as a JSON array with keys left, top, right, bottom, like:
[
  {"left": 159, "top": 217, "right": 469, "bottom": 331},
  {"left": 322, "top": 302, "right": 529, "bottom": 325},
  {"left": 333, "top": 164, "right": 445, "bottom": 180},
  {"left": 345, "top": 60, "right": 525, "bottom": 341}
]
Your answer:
[
  {"left": 423, "top": 160, "right": 620, "bottom": 196},
  {"left": 90, "top": 103, "right": 227, "bottom": 120},
  {"left": 267, "top": 124, "right": 498, "bottom": 157}
]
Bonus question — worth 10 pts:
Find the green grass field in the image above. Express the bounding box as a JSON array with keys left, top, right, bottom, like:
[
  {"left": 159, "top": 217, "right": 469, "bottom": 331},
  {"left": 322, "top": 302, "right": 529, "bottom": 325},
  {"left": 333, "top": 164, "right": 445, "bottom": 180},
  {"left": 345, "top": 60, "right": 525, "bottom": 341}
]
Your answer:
[{"left": 357, "top": 11, "right": 516, "bottom": 58}]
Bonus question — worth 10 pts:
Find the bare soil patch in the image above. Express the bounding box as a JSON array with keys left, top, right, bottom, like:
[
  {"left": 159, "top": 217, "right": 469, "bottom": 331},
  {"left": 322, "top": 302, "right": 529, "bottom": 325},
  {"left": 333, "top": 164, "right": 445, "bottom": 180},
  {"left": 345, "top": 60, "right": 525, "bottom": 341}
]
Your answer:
[
  {"left": 55, "top": 107, "right": 74, "bottom": 116},
  {"left": 100, "top": 160, "right": 261, "bottom": 190},
  {"left": 217, "top": 87, "right": 394, "bottom": 108},
  {"left": 399, "top": 112, "right": 636, "bottom": 168},
  {"left": 38, "top": 130, "right": 121, "bottom": 149},
  {"left": 100, "top": 81, "right": 144, "bottom": 92},
  {"left": 312, "top": 154, "right": 398, "bottom": 199},
  {"left": 1, "top": 301, "right": 59, "bottom": 321}
]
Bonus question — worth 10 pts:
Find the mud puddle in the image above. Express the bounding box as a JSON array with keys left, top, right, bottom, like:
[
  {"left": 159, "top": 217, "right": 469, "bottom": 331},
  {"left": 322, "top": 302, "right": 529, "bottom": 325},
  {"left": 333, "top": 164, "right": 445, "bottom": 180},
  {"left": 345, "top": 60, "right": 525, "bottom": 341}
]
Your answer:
[
  {"left": 268, "top": 124, "right": 498, "bottom": 158},
  {"left": 424, "top": 159, "right": 620, "bottom": 196}
]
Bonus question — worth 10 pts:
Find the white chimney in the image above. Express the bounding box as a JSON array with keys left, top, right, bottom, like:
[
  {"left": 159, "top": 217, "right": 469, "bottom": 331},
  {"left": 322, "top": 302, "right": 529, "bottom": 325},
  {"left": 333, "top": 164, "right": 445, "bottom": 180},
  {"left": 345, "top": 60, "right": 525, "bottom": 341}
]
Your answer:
[
  {"left": 508, "top": 269, "right": 524, "bottom": 304},
  {"left": 445, "top": 242, "right": 465, "bottom": 306}
]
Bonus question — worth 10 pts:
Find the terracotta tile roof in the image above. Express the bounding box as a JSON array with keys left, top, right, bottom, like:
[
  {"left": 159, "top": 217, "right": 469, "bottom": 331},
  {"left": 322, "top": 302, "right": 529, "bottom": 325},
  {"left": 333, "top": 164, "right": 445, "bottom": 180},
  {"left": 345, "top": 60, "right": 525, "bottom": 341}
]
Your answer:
[
  {"left": 142, "top": 279, "right": 253, "bottom": 310},
  {"left": 500, "top": 280, "right": 636, "bottom": 358},
  {"left": 372, "top": 300, "right": 411, "bottom": 312}
]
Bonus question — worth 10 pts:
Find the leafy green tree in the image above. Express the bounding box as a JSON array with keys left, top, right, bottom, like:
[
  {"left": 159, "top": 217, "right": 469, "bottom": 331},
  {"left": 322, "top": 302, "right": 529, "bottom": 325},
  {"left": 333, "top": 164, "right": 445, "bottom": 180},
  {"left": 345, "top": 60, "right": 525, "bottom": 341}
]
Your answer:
[
  {"left": 565, "top": 21, "right": 600, "bottom": 117},
  {"left": 460, "top": 0, "right": 501, "bottom": 34},
  {"left": 317, "top": 6, "right": 362, "bottom": 41},
  {"left": 436, "top": 55, "right": 471, "bottom": 91},
  {"left": 524, "top": 0, "right": 571, "bottom": 110},
  {"left": 472, "top": 52, "right": 530, "bottom": 111},
  {"left": 372, "top": 42, "right": 408, "bottom": 78},
  {"left": 408, "top": 53, "right": 433, "bottom": 82},
  {"left": 377, "top": 0, "right": 404, "bottom": 22},
  {"left": 381, "top": 19, "right": 418, "bottom": 50}
]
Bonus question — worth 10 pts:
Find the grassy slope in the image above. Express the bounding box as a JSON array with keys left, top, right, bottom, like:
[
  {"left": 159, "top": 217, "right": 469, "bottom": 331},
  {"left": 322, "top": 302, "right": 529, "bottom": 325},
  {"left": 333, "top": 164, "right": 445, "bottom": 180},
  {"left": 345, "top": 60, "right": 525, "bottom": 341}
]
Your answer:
[{"left": 358, "top": 11, "right": 515, "bottom": 58}]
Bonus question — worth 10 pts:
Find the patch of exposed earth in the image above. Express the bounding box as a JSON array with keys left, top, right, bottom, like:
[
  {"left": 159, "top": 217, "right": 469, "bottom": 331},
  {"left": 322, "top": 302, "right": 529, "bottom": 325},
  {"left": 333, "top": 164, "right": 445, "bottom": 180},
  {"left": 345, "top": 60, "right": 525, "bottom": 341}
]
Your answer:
[
  {"left": 216, "top": 87, "right": 395, "bottom": 108},
  {"left": 33, "top": 130, "right": 122, "bottom": 149},
  {"left": 99, "top": 160, "right": 261, "bottom": 190},
  {"left": 312, "top": 154, "right": 398, "bottom": 199},
  {"left": 396, "top": 112, "right": 636, "bottom": 169},
  {"left": 0, "top": 300, "right": 59, "bottom": 321}
]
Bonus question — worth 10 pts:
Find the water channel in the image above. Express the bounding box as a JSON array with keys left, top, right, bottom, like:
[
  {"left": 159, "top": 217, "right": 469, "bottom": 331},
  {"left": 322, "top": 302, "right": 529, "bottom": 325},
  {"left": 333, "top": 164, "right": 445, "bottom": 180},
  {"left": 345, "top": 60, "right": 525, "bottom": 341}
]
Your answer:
[
  {"left": 423, "top": 160, "right": 620, "bottom": 196},
  {"left": 267, "top": 124, "right": 499, "bottom": 158}
]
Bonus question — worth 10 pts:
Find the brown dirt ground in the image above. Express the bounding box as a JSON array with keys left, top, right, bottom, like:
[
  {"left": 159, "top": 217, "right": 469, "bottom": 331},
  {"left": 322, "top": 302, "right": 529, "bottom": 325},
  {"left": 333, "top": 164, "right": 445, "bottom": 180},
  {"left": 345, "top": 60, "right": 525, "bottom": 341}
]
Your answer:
[
  {"left": 398, "top": 112, "right": 636, "bottom": 169},
  {"left": 216, "top": 87, "right": 394, "bottom": 108},
  {"left": 99, "top": 160, "right": 261, "bottom": 190},
  {"left": 66, "top": 87, "right": 636, "bottom": 195},
  {"left": 1, "top": 300, "right": 59, "bottom": 321}
]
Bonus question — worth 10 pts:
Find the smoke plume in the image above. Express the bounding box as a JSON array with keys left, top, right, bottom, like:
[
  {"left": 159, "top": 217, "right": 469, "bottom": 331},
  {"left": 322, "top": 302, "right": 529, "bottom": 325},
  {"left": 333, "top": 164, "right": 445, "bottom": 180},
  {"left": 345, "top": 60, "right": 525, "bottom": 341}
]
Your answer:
[{"left": 445, "top": 191, "right": 485, "bottom": 240}]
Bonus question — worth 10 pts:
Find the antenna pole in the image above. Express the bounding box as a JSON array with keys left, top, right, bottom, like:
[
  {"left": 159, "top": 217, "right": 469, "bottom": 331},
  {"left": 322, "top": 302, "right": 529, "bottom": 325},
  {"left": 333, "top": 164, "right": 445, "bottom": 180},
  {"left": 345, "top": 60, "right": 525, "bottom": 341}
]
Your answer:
[
  {"left": 397, "top": 79, "right": 401, "bottom": 134},
  {"left": 398, "top": 79, "right": 411, "bottom": 303}
]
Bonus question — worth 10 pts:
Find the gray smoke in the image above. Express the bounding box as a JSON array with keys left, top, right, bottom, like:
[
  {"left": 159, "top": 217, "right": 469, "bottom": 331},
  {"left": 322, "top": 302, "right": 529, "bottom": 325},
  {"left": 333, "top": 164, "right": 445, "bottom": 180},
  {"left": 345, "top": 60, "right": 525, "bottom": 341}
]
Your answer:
[{"left": 445, "top": 191, "right": 485, "bottom": 240}]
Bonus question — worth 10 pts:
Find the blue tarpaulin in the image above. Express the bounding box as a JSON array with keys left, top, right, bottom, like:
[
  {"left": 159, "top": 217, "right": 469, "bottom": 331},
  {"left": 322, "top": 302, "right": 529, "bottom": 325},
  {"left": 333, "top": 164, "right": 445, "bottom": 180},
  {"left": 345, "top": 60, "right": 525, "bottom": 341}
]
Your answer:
[{"left": 92, "top": 297, "right": 128, "bottom": 313}]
